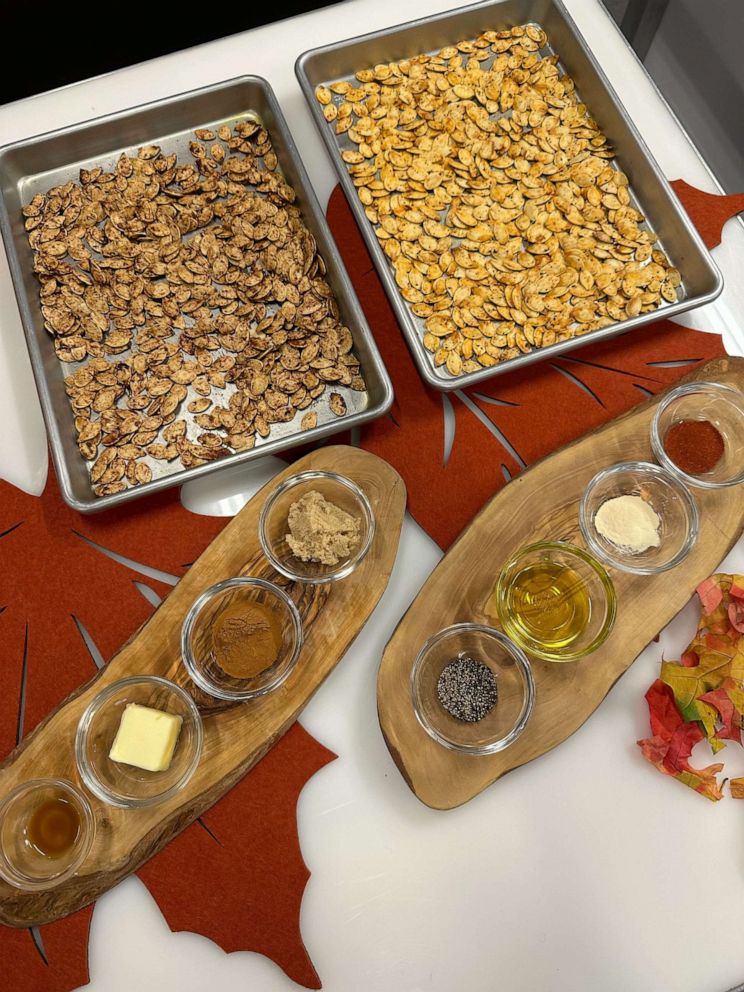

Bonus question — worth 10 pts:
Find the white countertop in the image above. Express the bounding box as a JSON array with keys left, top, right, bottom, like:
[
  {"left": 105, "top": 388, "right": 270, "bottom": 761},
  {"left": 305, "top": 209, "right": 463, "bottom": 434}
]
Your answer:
[{"left": 1, "top": 2, "right": 743, "bottom": 991}]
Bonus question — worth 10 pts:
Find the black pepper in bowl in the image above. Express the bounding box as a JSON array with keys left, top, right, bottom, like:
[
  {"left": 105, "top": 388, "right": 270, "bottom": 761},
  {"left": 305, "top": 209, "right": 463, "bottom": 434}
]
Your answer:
[{"left": 436, "top": 655, "right": 498, "bottom": 723}]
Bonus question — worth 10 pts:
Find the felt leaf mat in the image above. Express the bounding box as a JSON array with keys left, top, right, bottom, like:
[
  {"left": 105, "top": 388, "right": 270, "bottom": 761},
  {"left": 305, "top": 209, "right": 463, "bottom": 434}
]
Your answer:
[
  {"left": 325, "top": 181, "right": 738, "bottom": 550},
  {"left": 670, "top": 179, "right": 744, "bottom": 250},
  {"left": 0, "top": 470, "right": 335, "bottom": 991}
]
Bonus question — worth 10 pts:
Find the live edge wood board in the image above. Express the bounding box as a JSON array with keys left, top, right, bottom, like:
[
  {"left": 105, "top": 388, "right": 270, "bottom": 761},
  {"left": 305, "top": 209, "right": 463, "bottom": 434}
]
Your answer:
[
  {"left": 378, "top": 357, "right": 744, "bottom": 811},
  {"left": 0, "top": 445, "right": 405, "bottom": 927}
]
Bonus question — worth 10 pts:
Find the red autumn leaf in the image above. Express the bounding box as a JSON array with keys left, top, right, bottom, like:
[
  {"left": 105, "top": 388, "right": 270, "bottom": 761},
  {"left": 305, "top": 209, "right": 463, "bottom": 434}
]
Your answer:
[
  {"left": 644, "top": 679, "right": 684, "bottom": 740},
  {"left": 0, "top": 465, "right": 334, "bottom": 991},
  {"left": 670, "top": 179, "right": 744, "bottom": 249},
  {"left": 729, "top": 600, "right": 744, "bottom": 635},
  {"left": 326, "top": 186, "right": 727, "bottom": 549},
  {"left": 697, "top": 575, "right": 724, "bottom": 615},
  {"left": 699, "top": 679, "right": 743, "bottom": 746},
  {"left": 663, "top": 720, "right": 705, "bottom": 772},
  {"left": 692, "top": 575, "right": 744, "bottom": 651},
  {"left": 640, "top": 576, "right": 744, "bottom": 799},
  {"left": 638, "top": 682, "right": 724, "bottom": 801}
]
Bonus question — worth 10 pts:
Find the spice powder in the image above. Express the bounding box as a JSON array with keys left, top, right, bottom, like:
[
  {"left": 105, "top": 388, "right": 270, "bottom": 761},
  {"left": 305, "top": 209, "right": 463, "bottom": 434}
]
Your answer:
[
  {"left": 663, "top": 419, "right": 724, "bottom": 475},
  {"left": 212, "top": 601, "right": 283, "bottom": 679},
  {"left": 594, "top": 494, "right": 661, "bottom": 554}
]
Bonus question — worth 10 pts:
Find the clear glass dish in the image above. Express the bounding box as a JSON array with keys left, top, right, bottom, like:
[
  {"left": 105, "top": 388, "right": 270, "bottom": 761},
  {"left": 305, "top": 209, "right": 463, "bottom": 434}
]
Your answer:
[
  {"left": 0, "top": 778, "right": 94, "bottom": 890},
  {"left": 75, "top": 676, "right": 203, "bottom": 808},
  {"left": 259, "top": 470, "right": 374, "bottom": 584},
  {"left": 410, "top": 623, "right": 534, "bottom": 755},
  {"left": 181, "top": 577, "right": 303, "bottom": 701},
  {"left": 651, "top": 381, "right": 744, "bottom": 488},
  {"left": 494, "top": 542, "right": 617, "bottom": 662},
  {"left": 579, "top": 461, "right": 698, "bottom": 575}
]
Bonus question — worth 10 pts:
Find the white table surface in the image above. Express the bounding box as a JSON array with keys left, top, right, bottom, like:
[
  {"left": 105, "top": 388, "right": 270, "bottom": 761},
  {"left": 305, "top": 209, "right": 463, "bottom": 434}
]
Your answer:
[{"left": 1, "top": 2, "right": 744, "bottom": 991}]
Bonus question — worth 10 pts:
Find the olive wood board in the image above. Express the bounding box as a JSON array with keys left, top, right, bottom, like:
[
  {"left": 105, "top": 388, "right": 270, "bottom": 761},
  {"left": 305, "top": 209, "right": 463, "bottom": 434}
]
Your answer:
[
  {"left": 0, "top": 445, "right": 406, "bottom": 927},
  {"left": 377, "top": 357, "right": 744, "bottom": 810}
]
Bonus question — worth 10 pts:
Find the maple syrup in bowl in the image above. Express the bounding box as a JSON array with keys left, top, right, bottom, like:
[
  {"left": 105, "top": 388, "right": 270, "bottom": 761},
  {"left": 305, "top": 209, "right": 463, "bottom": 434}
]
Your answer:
[
  {"left": 492, "top": 542, "right": 617, "bottom": 662},
  {"left": 0, "top": 778, "right": 94, "bottom": 890}
]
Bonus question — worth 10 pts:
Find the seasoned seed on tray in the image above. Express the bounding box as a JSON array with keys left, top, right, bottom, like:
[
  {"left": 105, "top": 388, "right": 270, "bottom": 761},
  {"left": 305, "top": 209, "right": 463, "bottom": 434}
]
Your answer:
[
  {"left": 317, "top": 22, "right": 678, "bottom": 377},
  {"left": 25, "top": 121, "right": 366, "bottom": 497}
]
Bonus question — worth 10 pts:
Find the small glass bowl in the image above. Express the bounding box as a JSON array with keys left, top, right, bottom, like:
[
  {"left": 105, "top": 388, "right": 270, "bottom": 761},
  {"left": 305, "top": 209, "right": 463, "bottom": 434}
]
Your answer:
[
  {"left": 494, "top": 542, "right": 617, "bottom": 662},
  {"left": 410, "top": 623, "right": 535, "bottom": 755},
  {"left": 76, "top": 676, "right": 203, "bottom": 808},
  {"left": 181, "top": 577, "right": 303, "bottom": 701},
  {"left": 0, "top": 778, "right": 94, "bottom": 890},
  {"left": 651, "top": 381, "right": 744, "bottom": 488},
  {"left": 580, "top": 461, "right": 698, "bottom": 575},
  {"left": 259, "top": 470, "right": 375, "bottom": 584}
]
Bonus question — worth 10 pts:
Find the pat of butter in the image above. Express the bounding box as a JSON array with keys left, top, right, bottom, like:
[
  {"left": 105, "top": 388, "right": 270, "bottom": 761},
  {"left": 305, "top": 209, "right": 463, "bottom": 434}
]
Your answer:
[{"left": 109, "top": 703, "right": 183, "bottom": 772}]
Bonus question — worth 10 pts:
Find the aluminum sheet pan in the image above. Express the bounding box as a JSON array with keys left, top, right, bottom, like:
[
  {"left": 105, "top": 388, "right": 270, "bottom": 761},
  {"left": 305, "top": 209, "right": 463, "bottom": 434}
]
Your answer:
[
  {"left": 0, "top": 76, "right": 393, "bottom": 512},
  {"left": 296, "top": 0, "right": 723, "bottom": 391}
]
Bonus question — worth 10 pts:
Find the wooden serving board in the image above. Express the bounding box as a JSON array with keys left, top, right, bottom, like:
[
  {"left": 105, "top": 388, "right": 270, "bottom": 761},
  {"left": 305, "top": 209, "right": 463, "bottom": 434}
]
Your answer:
[
  {"left": 377, "top": 357, "right": 744, "bottom": 810},
  {"left": 0, "top": 445, "right": 406, "bottom": 927}
]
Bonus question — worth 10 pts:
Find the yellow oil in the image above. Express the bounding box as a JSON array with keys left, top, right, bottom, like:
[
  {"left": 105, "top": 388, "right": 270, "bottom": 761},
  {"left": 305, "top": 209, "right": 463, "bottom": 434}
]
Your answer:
[{"left": 502, "top": 561, "right": 591, "bottom": 650}]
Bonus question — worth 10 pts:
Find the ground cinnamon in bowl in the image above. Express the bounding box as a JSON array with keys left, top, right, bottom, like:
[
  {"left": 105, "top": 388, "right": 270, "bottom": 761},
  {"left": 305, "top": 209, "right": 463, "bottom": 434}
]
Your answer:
[
  {"left": 663, "top": 419, "right": 724, "bottom": 475},
  {"left": 212, "top": 601, "right": 283, "bottom": 679}
]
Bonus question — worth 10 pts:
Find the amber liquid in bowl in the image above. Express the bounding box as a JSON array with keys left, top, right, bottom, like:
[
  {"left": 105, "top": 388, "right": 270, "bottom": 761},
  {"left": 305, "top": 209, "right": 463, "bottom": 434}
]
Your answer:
[
  {"left": 26, "top": 797, "right": 81, "bottom": 859},
  {"left": 502, "top": 561, "right": 591, "bottom": 651}
]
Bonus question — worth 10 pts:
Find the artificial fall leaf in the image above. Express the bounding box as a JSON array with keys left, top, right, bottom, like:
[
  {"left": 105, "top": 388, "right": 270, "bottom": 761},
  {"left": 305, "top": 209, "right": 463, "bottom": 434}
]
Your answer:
[
  {"left": 0, "top": 464, "right": 334, "bottom": 992},
  {"left": 638, "top": 681, "right": 724, "bottom": 801},
  {"left": 730, "top": 597, "right": 744, "bottom": 634},
  {"left": 645, "top": 676, "right": 684, "bottom": 739},
  {"left": 699, "top": 679, "right": 744, "bottom": 746},
  {"left": 670, "top": 179, "right": 744, "bottom": 249},
  {"left": 729, "top": 778, "right": 744, "bottom": 800},
  {"left": 640, "top": 576, "right": 744, "bottom": 799},
  {"left": 681, "top": 648, "right": 700, "bottom": 668},
  {"left": 659, "top": 651, "right": 741, "bottom": 725},
  {"left": 697, "top": 575, "right": 724, "bottom": 614},
  {"left": 326, "top": 185, "right": 727, "bottom": 550}
]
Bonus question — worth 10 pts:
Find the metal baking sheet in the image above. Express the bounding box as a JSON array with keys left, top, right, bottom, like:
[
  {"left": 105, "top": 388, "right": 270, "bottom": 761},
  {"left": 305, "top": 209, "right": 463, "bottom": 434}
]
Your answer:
[
  {"left": 296, "top": 0, "right": 724, "bottom": 392},
  {"left": 0, "top": 76, "right": 393, "bottom": 513}
]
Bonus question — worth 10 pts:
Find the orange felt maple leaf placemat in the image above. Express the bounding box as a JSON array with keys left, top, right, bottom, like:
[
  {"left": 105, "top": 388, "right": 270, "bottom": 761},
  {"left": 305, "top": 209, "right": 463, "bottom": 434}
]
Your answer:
[
  {"left": 0, "top": 471, "right": 334, "bottom": 991},
  {"left": 326, "top": 182, "right": 735, "bottom": 550},
  {"left": 670, "top": 179, "right": 744, "bottom": 250}
]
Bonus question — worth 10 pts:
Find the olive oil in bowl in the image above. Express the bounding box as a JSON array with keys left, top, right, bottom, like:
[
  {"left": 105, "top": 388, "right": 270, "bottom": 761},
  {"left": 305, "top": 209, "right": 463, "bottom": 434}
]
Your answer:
[
  {"left": 501, "top": 560, "right": 591, "bottom": 651},
  {"left": 491, "top": 542, "right": 617, "bottom": 662}
]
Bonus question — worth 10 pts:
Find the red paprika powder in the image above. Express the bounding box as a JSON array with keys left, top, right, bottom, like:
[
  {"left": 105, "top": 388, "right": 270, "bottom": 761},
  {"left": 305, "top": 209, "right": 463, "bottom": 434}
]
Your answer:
[{"left": 663, "top": 419, "right": 724, "bottom": 475}]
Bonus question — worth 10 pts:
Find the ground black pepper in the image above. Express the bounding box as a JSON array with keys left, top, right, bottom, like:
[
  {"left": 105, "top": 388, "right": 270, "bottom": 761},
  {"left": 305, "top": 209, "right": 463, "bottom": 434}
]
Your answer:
[{"left": 436, "top": 655, "right": 498, "bottom": 722}]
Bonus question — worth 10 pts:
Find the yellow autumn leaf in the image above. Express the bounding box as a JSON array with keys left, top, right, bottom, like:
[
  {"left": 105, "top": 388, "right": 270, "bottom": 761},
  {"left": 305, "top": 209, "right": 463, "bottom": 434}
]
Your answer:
[
  {"left": 730, "top": 778, "right": 744, "bottom": 799},
  {"left": 660, "top": 650, "right": 734, "bottom": 723}
]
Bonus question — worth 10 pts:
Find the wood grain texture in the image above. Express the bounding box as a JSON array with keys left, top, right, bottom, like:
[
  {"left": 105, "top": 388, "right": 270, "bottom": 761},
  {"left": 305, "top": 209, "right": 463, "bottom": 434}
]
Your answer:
[
  {"left": 377, "top": 358, "right": 744, "bottom": 810},
  {"left": 0, "top": 445, "right": 406, "bottom": 927}
]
